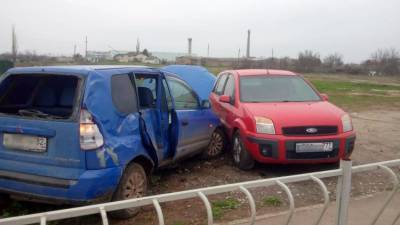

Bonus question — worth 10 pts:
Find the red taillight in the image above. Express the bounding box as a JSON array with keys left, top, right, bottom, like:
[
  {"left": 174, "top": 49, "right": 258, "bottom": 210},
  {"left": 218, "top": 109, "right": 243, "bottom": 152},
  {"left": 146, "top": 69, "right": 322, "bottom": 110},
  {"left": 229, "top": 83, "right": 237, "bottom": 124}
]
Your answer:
[{"left": 80, "top": 109, "right": 104, "bottom": 150}]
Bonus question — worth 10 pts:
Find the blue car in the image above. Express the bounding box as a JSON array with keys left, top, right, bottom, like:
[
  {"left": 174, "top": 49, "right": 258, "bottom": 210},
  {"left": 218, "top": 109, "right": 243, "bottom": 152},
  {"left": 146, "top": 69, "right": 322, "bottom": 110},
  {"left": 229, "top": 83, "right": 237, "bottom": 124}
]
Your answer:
[{"left": 0, "top": 65, "right": 226, "bottom": 218}]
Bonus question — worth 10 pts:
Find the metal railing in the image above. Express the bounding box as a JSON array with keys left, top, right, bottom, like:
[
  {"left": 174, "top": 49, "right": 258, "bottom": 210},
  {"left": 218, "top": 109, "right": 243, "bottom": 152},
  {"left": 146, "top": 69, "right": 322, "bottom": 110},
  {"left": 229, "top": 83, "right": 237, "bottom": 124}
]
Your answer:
[{"left": 0, "top": 159, "right": 399, "bottom": 225}]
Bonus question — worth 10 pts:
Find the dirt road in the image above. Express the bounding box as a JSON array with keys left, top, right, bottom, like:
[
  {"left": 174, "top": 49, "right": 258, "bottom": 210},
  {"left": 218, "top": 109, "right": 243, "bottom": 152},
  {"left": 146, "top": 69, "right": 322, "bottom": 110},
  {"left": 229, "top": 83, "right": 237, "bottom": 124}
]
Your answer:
[{"left": 115, "top": 109, "right": 400, "bottom": 225}]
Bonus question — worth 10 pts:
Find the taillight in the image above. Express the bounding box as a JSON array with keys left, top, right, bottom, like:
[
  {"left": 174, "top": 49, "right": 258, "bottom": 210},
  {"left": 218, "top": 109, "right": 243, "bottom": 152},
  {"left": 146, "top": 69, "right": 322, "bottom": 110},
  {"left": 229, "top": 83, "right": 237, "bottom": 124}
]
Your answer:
[{"left": 80, "top": 109, "right": 104, "bottom": 150}]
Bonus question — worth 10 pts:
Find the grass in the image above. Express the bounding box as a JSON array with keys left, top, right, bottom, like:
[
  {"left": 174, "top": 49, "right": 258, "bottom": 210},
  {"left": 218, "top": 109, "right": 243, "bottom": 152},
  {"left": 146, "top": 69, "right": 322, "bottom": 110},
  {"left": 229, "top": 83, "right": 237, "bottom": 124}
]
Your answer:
[
  {"left": 211, "top": 198, "right": 240, "bottom": 220},
  {"left": 307, "top": 77, "right": 400, "bottom": 110},
  {"left": 262, "top": 196, "right": 282, "bottom": 207}
]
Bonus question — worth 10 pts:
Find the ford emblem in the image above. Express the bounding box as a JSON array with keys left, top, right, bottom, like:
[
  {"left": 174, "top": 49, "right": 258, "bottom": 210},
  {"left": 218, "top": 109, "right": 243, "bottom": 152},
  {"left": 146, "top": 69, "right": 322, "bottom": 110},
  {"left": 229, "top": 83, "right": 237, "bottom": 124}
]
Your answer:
[{"left": 306, "top": 128, "right": 318, "bottom": 133}]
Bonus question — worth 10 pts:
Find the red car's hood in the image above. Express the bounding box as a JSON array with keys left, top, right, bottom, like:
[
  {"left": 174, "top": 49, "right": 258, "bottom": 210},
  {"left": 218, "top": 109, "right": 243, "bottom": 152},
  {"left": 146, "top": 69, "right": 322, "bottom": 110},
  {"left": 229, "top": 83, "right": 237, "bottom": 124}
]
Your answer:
[{"left": 243, "top": 101, "right": 345, "bottom": 133}]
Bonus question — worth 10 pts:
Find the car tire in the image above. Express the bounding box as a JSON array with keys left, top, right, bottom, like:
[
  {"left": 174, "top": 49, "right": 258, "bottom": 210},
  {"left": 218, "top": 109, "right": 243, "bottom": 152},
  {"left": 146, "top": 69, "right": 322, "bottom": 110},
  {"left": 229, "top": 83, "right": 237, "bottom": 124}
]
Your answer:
[
  {"left": 232, "top": 131, "right": 255, "bottom": 170},
  {"left": 0, "top": 194, "right": 10, "bottom": 209},
  {"left": 202, "top": 128, "right": 227, "bottom": 159},
  {"left": 110, "top": 163, "right": 148, "bottom": 219}
]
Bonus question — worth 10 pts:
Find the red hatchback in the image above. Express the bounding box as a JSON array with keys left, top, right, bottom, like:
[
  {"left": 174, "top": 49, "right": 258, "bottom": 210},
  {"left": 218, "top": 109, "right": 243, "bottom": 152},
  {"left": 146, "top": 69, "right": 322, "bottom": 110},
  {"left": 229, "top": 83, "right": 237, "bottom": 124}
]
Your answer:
[{"left": 209, "top": 69, "right": 356, "bottom": 170}]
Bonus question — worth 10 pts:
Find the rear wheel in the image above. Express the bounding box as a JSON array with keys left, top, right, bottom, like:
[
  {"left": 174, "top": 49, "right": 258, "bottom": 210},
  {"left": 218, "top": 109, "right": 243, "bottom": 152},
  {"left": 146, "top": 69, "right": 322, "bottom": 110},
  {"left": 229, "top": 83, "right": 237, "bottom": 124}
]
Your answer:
[
  {"left": 202, "top": 128, "right": 227, "bottom": 159},
  {"left": 110, "top": 163, "right": 148, "bottom": 219},
  {"left": 232, "top": 131, "right": 255, "bottom": 170}
]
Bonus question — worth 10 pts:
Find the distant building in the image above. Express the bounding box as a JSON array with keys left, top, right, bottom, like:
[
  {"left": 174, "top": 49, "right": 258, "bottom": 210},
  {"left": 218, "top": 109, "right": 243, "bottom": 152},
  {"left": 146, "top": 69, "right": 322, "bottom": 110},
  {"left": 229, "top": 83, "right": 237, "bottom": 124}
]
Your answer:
[
  {"left": 152, "top": 52, "right": 187, "bottom": 62},
  {"left": 86, "top": 50, "right": 127, "bottom": 63},
  {"left": 114, "top": 52, "right": 161, "bottom": 64},
  {"left": 143, "top": 56, "right": 161, "bottom": 64},
  {"left": 55, "top": 56, "right": 74, "bottom": 63},
  {"left": 176, "top": 56, "right": 240, "bottom": 67}
]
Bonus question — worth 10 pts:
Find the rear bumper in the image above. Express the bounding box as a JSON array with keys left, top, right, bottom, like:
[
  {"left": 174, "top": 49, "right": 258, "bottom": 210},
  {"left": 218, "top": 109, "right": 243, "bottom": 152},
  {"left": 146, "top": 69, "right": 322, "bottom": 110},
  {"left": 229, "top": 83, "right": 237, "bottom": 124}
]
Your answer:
[
  {"left": 0, "top": 166, "right": 122, "bottom": 204},
  {"left": 245, "top": 131, "right": 356, "bottom": 164}
]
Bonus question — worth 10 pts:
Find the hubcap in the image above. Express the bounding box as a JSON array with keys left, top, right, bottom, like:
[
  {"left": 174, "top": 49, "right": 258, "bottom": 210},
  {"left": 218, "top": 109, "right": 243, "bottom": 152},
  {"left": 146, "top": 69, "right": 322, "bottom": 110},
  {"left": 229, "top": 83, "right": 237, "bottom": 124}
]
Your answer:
[
  {"left": 208, "top": 132, "right": 223, "bottom": 156},
  {"left": 123, "top": 171, "right": 146, "bottom": 199},
  {"left": 233, "top": 136, "right": 241, "bottom": 163}
]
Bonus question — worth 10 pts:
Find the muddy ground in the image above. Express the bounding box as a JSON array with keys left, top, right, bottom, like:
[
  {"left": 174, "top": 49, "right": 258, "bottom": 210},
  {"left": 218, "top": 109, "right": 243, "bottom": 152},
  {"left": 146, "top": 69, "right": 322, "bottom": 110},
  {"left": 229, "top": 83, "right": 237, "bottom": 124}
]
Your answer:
[{"left": 20, "top": 109, "right": 397, "bottom": 225}]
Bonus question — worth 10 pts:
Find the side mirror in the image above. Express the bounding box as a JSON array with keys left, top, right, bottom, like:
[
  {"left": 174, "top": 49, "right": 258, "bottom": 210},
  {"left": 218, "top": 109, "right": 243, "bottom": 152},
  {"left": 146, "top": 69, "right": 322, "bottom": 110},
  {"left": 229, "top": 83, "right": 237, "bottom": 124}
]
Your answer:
[
  {"left": 320, "top": 93, "right": 329, "bottom": 101},
  {"left": 219, "top": 95, "right": 231, "bottom": 103},
  {"left": 201, "top": 100, "right": 211, "bottom": 109}
]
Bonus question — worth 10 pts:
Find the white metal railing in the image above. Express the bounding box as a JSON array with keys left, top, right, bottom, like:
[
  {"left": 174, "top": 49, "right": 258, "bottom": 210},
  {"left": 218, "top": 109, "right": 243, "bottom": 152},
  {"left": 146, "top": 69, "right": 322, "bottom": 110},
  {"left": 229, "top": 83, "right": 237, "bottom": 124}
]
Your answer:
[{"left": 0, "top": 159, "right": 399, "bottom": 225}]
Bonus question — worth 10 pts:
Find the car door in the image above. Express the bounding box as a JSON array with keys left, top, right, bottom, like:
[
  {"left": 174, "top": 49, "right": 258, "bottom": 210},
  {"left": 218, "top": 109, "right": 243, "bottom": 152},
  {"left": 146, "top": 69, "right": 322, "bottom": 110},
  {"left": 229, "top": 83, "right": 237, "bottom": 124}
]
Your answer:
[
  {"left": 209, "top": 73, "right": 228, "bottom": 118},
  {"left": 134, "top": 73, "right": 171, "bottom": 162},
  {"left": 166, "top": 75, "right": 210, "bottom": 159},
  {"left": 219, "top": 74, "right": 236, "bottom": 131}
]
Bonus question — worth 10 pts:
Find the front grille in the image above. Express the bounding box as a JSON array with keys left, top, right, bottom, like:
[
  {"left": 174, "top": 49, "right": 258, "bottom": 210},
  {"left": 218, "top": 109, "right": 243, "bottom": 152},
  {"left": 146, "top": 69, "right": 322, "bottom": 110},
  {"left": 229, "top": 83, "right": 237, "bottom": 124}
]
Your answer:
[{"left": 282, "top": 126, "right": 338, "bottom": 136}]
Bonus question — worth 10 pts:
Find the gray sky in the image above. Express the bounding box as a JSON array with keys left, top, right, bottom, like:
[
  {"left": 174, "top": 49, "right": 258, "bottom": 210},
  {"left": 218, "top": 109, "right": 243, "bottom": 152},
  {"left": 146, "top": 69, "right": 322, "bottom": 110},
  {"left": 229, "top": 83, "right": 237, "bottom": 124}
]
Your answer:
[{"left": 0, "top": 0, "right": 399, "bottom": 63}]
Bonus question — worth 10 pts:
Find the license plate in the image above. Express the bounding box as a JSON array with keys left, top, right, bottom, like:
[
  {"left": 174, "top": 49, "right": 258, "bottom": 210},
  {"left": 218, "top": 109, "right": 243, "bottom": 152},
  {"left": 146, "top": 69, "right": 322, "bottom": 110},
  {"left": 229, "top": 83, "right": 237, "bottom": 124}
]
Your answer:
[
  {"left": 3, "top": 133, "right": 47, "bottom": 152},
  {"left": 295, "top": 142, "right": 333, "bottom": 153}
]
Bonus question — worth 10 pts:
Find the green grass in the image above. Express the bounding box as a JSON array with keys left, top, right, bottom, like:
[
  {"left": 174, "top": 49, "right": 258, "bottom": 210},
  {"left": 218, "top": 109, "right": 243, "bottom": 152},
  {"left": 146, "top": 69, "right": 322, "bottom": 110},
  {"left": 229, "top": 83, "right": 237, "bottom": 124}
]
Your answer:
[
  {"left": 308, "top": 78, "right": 400, "bottom": 110},
  {"left": 211, "top": 198, "right": 240, "bottom": 220},
  {"left": 262, "top": 196, "right": 282, "bottom": 207}
]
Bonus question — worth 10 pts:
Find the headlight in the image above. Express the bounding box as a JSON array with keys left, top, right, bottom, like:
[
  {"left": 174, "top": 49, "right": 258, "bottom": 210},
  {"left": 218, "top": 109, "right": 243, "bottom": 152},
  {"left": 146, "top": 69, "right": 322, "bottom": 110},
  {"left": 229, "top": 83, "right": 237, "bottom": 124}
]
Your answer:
[
  {"left": 341, "top": 114, "right": 353, "bottom": 132},
  {"left": 255, "top": 116, "right": 275, "bottom": 134}
]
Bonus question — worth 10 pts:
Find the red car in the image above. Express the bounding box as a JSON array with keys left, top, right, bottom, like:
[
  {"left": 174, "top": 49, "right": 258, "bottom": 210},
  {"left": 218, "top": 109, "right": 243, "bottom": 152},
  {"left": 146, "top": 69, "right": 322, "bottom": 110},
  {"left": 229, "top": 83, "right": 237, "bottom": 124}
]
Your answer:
[{"left": 209, "top": 69, "right": 356, "bottom": 170}]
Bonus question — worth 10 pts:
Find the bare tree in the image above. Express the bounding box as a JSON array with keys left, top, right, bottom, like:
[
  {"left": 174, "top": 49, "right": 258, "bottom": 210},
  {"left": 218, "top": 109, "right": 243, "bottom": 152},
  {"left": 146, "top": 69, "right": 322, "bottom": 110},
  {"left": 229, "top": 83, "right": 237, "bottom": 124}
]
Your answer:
[
  {"left": 297, "top": 50, "right": 321, "bottom": 72},
  {"left": 323, "top": 53, "right": 343, "bottom": 70},
  {"left": 11, "top": 26, "right": 18, "bottom": 63},
  {"left": 370, "top": 48, "right": 399, "bottom": 75}
]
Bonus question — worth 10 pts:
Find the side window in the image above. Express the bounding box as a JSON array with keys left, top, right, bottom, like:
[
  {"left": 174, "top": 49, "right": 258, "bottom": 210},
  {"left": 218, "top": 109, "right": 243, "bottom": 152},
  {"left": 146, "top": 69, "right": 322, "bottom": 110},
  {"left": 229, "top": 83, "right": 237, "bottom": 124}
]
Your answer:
[
  {"left": 135, "top": 74, "right": 157, "bottom": 108},
  {"left": 166, "top": 76, "right": 199, "bottom": 110},
  {"left": 214, "top": 74, "right": 228, "bottom": 95},
  {"left": 111, "top": 74, "right": 138, "bottom": 114},
  {"left": 223, "top": 75, "right": 235, "bottom": 98}
]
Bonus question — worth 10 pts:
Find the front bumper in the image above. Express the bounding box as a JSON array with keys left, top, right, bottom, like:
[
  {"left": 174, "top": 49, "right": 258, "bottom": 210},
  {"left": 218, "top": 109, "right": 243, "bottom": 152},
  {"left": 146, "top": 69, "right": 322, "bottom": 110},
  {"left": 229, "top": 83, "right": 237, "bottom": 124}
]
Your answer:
[
  {"left": 0, "top": 166, "right": 122, "bottom": 205},
  {"left": 245, "top": 131, "right": 356, "bottom": 164}
]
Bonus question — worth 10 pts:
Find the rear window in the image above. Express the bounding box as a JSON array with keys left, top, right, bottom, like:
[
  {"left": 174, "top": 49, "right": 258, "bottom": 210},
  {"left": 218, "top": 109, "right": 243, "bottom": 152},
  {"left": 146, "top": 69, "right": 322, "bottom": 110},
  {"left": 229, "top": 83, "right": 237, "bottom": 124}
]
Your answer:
[{"left": 0, "top": 74, "right": 80, "bottom": 119}]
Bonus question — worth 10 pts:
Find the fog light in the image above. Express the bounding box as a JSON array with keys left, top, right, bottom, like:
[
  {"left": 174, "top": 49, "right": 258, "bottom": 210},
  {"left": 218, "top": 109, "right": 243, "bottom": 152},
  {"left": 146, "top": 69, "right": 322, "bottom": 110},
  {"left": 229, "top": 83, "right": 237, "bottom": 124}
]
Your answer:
[{"left": 260, "top": 144, "right": 273, "bottom": 157}]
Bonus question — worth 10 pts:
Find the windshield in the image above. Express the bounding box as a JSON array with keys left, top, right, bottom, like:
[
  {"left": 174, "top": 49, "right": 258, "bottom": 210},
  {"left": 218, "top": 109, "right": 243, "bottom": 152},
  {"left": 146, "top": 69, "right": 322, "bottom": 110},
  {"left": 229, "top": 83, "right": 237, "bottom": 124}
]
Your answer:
[{"left": 239, "top": 76, "right": 321, "bottom": 102}]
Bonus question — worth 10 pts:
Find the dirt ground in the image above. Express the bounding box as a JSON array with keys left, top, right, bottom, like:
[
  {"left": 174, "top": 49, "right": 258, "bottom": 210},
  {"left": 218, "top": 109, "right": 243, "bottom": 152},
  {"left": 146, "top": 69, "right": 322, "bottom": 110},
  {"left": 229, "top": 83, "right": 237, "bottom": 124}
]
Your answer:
[
  {"left": 113, "top": 109, "right": 400, "bottom": 225},
  {"left": 1, "top": 109, "right": 399, "bottom": 225}
]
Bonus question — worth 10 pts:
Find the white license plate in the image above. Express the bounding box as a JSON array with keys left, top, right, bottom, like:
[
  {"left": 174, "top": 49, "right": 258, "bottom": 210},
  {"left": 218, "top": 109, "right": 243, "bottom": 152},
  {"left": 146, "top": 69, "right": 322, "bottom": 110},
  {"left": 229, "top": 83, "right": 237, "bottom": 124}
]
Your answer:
[
  {"left": 3, "top": 133, "right": 47, "bottom": 152},
  {"left": 295, "top": 142, "right": 333, "bottom": 153}
]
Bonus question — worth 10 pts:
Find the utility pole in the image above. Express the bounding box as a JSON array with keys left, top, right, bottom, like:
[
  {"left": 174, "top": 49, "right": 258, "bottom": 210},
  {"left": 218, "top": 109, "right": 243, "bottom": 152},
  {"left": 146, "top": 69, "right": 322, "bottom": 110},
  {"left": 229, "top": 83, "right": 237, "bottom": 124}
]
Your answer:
[
  {"left": 85, "top": 36, "right": 88, "bottom": 59},
  {"left": 11, "top": 25, "right": 17, "bottom": 64},
  {"left": 207, "top": 43, "right": 210, "bottom": 57},
  {"left": 237, "top": 48, "right": 241, "bottom": 68},
  {"left": 73, "top": 44, "right": 77, "bottom": 56}
]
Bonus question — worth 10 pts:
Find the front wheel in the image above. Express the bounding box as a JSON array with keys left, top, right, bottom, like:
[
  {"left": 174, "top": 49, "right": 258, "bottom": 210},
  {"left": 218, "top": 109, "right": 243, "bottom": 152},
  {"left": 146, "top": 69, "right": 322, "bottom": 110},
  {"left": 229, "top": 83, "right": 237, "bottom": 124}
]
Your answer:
[
  {"left": 232, "top": 131, "right": 255, "bottom": 170},
  {"left": 110, "top": 163, "right": 148, "bottom": 219},
  {"left": 202, "top": 128, "right": 227, "bottom": 159}
]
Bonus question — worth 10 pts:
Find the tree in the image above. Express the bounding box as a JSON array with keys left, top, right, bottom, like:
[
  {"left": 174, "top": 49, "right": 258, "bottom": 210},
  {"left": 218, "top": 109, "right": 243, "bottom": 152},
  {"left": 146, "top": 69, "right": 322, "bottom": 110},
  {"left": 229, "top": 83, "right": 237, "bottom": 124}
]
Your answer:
[
  {"left": 369, "top": 48, "right": 399, "bottom": 75},
  {"left": 323, "top": 53, "right": 343, "bottom": 70},
  {"left": 11, "top": 26, "right": 17, "bottom": 63},
  {"left": 297, "top": 50, "right": 321, "bottom": 72},
  {"left": 142, "top": 49, "right": 150, "bottom": 57}
]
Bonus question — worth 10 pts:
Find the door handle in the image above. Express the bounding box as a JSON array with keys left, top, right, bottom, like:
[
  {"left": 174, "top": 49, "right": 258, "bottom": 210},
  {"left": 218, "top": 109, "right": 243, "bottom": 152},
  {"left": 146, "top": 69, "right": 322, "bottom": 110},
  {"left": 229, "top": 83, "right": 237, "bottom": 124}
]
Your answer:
[{"left": 181, "top": 120, "right": 189, "bottom": 126}]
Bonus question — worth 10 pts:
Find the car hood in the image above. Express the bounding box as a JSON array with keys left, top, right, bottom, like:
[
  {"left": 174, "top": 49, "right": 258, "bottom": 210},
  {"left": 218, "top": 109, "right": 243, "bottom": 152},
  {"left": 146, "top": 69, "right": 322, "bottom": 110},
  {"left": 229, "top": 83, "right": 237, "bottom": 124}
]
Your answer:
[
  {"left": 162, "top": 65, "right": 216, "bottom": 101},
  {"left": 243, "top": 101, "right": 345, "bottom": 132}
]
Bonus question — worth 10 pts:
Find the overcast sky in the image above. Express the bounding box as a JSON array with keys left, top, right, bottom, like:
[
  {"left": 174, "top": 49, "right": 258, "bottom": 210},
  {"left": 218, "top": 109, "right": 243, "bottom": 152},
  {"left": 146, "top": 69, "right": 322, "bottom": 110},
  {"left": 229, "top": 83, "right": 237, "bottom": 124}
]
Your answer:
[{"left": 0, "top": 0, "right": 399, "bottom": 63}]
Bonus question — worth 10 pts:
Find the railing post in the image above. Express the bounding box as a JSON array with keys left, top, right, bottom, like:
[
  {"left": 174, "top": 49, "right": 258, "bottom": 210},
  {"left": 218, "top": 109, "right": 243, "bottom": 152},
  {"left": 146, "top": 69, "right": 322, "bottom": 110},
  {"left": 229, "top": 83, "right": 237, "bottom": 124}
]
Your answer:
[{"left": 335, "top": 159, "right": 352, "bottom": 225}]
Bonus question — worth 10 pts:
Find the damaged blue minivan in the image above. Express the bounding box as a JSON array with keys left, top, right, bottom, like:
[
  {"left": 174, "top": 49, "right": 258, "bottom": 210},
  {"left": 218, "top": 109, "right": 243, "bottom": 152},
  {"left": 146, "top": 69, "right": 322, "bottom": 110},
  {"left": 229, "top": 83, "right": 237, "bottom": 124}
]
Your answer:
[{"left": 0, "top": 65, "right": 226, "bottom": 218}]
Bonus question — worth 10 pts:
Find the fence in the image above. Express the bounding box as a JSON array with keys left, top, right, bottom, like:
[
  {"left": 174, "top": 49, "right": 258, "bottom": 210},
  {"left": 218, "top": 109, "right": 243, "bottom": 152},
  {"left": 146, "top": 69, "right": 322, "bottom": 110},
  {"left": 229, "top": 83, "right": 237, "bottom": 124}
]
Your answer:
[{"left": 0, "top": 159, "right": 399, "bottom": 225}]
